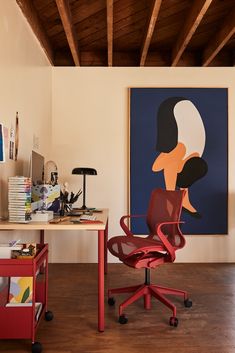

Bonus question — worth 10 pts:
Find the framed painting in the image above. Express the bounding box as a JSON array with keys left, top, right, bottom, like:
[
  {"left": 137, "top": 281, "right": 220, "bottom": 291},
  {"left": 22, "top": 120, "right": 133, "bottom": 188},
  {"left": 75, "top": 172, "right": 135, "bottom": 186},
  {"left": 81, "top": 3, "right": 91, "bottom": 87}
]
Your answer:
[{"left": 129, "top": 88, "right": 228, "bottom": 235}]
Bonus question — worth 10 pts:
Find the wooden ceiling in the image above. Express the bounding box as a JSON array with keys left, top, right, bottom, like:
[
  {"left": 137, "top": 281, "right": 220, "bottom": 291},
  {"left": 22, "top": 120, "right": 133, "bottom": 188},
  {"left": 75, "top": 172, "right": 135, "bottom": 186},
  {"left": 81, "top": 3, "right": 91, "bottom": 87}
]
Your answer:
[{"left": 16, "top": 0, "right": 235, "bottom": 67}]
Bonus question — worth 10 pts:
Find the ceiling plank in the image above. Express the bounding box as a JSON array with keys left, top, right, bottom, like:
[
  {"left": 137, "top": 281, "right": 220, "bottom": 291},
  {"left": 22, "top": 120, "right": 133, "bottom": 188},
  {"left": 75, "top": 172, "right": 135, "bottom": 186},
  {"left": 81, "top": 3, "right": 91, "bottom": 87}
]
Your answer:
[
  {"left": 16, "top": 0, "right": 54, "bottom": 65},
  {"left": 55, "top": 0, "right": 80, "bottom": 66},
  {"left": 202, "top": 7, "right": 235, "bottom": 66},
  {"left": 140, "top": 0, "right": 163, "bottom": 67},
  {"left": 107, "top": 0, "right": 113, "bottom": 66},
  {"left": 171, "top": 0, "right": 213, "bottom": 66}
]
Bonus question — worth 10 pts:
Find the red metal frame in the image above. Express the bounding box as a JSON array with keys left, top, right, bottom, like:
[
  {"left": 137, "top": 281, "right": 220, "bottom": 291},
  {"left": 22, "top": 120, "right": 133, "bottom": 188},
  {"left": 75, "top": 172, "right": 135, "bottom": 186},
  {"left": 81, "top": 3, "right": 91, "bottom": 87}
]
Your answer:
[
  {"left": 108, "top": 283, "right": 188, "bottom": 318},
  {"left": 0, "top": 244, "right": 49, "bottom": 343},
  {"left": 97, "top": 219, "right": 109, "bottom": 332}
]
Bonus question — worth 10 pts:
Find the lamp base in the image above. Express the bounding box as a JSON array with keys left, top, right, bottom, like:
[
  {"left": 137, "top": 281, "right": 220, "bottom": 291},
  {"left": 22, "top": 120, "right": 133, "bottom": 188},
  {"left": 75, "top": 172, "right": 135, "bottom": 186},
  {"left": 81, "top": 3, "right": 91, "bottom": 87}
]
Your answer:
[{"left": 73, "top": 206, "right": 96, "bottom": 212}]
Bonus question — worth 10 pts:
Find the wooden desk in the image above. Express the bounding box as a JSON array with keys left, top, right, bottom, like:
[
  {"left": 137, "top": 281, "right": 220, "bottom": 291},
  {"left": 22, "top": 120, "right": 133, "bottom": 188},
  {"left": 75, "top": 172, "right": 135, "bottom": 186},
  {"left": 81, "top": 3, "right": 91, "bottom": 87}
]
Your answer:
[{"left": 0, "top": 209, "right": 108, "bottom": 332}]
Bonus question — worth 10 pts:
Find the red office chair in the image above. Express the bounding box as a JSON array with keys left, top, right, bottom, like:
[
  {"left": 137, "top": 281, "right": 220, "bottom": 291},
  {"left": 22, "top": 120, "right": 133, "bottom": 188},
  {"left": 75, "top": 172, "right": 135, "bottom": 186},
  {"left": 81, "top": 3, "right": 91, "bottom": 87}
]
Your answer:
[{"left": 107, "top": 188, "right": 192, "bottom": 327}]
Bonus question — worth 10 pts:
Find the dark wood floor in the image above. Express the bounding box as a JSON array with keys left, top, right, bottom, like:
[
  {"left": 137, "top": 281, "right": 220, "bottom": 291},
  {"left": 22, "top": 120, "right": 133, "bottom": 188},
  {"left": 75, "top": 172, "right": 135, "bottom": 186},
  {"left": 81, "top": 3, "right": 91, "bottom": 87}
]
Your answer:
[{"left": 1, "top": 263, "right": 235, "bottom": 353}]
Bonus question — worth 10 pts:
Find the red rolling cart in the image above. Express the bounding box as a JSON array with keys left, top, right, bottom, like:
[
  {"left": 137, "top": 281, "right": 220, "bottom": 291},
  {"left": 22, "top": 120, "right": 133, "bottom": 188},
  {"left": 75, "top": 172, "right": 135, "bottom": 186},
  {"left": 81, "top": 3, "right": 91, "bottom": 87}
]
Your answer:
[{"left": 0, "top": 244, "right": 53, "bottom": 353}]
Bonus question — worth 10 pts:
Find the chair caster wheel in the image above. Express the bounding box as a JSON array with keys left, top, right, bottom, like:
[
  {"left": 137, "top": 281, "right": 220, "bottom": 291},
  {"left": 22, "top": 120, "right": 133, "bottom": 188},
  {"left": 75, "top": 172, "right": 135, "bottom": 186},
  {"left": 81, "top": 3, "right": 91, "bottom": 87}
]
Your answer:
[
  {"left": 169, "top": 316, "right": 178, "bottom": 327},
  {"left": 32, "top": 341, "right": 42, "bottom": 353},
  {"left": 45, "top": 310, "right": 53, "bottom": 321},
  {"left": 108, "top": 297, "right": 115, "bottom": 306},
  {"left": 184, "top": 299, "right": 192, "bottom": 308},
  {"left": 119, "top": 314, "right": 128, "bottom": 324}
]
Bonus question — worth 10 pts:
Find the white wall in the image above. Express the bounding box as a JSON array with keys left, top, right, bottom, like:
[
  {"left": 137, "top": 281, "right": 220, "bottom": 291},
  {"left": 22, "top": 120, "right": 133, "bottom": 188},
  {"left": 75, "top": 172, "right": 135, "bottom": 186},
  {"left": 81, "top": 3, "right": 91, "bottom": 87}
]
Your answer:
[
  {"left": 51, "top": 67, "right": 235, "bottom": 263},
  {"left": 0, "top": 1, "right": 51, "bottom": 241}
]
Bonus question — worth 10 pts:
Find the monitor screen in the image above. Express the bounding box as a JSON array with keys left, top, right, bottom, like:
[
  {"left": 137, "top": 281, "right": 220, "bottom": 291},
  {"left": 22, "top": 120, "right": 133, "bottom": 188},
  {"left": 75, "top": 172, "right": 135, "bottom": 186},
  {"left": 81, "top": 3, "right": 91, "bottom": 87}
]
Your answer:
[{"left": 31, "top": 151, "right": 44, "bottom": 186}]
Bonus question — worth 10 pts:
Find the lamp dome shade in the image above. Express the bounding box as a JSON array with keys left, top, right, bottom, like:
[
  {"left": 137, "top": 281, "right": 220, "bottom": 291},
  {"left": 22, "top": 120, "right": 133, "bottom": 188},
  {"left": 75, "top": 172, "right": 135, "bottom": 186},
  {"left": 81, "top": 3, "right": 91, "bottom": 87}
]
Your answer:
[{"left": 72, "top": 168, "right": 97, "bottom": 175}]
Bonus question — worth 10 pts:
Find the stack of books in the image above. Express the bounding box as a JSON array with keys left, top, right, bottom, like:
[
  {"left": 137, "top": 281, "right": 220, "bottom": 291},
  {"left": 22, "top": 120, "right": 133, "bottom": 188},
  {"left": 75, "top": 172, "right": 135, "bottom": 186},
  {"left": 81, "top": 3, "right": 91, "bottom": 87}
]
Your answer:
[{"left": 8, "top": 176, "right": 32, "bottom": 223}]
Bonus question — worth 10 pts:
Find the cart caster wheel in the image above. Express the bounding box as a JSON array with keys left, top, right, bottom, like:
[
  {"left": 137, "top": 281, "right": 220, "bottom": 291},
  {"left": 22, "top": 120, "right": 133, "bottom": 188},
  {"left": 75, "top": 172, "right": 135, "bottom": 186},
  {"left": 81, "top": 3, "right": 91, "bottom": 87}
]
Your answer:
[
  {"left": 184, "top": 299, "right": 192, "bottom": 308},
  {"left": 45, "top": 310, "right": 53, "bottom": 321},
  {"left": 32, "top": 341, "right": 42, "bottom": 353},
  {"left": 108, "top": 297, "right": 115, "bottom": 306},
  {"left": 169, "top": 316, "right": 178, "bottom": 327},
  {"left": 119, "top": 314, "right": 128, "bottom": 324}
]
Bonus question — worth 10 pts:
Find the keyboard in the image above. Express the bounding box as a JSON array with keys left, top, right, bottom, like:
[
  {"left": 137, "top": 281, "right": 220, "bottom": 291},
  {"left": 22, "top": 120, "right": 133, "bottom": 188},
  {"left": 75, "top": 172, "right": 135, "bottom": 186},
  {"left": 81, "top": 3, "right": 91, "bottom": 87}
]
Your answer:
[{"left": 80, "top": 214, "right": 97, "bottom": 221}]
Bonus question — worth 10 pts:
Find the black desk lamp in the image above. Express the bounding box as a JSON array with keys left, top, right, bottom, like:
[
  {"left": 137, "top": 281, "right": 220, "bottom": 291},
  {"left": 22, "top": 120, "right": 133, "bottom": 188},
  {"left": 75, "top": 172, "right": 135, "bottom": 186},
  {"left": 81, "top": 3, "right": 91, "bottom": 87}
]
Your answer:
[{"left": 72, "top": 167, "right": 97, "bottom": 210}]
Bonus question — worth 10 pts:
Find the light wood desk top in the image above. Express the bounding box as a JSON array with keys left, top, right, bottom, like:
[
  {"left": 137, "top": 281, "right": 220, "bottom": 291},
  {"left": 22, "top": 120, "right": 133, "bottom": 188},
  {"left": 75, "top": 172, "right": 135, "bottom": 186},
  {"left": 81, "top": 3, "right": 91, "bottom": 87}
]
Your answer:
[{"left": 0, "top": 209, "right": 108, "bottom": 231}]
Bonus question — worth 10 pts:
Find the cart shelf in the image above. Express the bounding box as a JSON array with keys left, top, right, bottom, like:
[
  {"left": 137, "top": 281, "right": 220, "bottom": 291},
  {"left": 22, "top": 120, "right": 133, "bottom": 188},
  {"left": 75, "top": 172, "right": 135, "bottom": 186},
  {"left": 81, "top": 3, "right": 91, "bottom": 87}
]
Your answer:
[{"left": 0, "top": 244, "right": 52, "bottom": 353}]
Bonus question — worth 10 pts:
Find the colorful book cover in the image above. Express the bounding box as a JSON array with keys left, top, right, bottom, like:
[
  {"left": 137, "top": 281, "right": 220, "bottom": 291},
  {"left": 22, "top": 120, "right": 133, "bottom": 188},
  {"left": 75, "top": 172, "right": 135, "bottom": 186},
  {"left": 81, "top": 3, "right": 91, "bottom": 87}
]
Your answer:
[
  {"left": 0, "top": 123, "right": 5, "bottom": 163},
  {"left": 8, "top": 277, "right": 33, "bottom": 304}
]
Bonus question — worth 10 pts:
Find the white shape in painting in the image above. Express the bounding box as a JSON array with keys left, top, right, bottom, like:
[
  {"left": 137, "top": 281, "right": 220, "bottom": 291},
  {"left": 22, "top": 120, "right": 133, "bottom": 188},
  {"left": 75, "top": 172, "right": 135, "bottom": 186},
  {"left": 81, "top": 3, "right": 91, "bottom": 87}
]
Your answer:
[{"left": 174, "top": 100, "right": 206, "bottom": 157}]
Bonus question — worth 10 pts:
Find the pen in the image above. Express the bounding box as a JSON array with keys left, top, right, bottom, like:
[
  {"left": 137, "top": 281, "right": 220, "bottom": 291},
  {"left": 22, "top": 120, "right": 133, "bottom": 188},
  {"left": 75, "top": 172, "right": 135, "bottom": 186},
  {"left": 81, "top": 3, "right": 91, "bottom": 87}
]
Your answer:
[
  {"left": 49, "top": 216, "right": 70, "bottom": 224},
  {"left": 71, "top": 220, "right": 103, "bottom": 224}
]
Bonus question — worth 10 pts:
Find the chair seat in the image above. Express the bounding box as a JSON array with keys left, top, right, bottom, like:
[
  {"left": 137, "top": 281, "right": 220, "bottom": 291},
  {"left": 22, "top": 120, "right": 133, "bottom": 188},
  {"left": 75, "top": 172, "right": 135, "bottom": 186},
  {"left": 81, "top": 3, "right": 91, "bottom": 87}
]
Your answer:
[
  {"left": 108, "top": 235, "right": 169, "bottom": 268},
  {"left": 123, "top": 251, "right": 168, "bottom": 268}
]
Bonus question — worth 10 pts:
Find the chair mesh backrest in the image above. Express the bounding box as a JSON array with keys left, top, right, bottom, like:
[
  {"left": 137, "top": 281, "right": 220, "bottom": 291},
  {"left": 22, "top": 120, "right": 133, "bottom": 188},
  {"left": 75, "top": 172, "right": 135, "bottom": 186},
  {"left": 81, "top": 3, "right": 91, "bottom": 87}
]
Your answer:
[{"left": 146, "top": 188, "right": 185, "bottom": 247}]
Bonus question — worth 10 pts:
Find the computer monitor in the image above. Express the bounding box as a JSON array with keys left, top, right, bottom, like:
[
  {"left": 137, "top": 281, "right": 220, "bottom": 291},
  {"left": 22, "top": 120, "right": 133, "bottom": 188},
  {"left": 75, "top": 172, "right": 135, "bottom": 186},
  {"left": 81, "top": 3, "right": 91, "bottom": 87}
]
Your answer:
[{"left": 31, "top": 151, "right": 44, "bottom": 186}]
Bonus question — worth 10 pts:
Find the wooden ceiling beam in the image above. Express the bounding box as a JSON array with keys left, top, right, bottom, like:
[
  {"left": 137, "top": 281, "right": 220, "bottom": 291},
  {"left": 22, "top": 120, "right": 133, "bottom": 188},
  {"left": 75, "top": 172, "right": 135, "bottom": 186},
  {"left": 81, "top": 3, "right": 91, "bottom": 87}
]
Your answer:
[
  {"left": 107, "top": 0, "right": 113, "bottom": 66},
  {"left": 55, "top": 0, "right": 80, "bottom": 66},
  {"left": 16, "top": 0, "right": 54, "bottom": 65},
  {"left": 202, "top": 7, "right": 235, "bottom": 67},
  {"left": 171, "top": 0, "right": 213, "bottom": 66},
  {"left": 140, "top": 0, "right": 163, "bottom": 67}
]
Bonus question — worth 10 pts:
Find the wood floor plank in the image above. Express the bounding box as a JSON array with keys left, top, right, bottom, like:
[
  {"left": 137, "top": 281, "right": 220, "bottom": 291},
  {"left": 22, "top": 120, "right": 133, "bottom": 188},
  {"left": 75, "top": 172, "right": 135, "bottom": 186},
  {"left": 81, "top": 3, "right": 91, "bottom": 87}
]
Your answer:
[{"left": 1, "top": 263, "right": 235, "bottom": 352}]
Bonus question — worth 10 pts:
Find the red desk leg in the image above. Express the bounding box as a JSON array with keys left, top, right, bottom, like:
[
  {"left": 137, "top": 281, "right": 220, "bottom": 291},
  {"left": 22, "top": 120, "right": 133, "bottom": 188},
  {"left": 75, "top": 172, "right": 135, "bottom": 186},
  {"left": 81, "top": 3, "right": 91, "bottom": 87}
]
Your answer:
[
  {"left": 98, "top": 229, "right": 105, "bottom": 332},
  {"left": 104, "top": 219, "right": 108, "bottom": 275},
  {"left": 40, "top": 230, "right": 45, "bottom": 274},
  {"left": 40, "top": 230, "right": 44, "bottom": 244}
]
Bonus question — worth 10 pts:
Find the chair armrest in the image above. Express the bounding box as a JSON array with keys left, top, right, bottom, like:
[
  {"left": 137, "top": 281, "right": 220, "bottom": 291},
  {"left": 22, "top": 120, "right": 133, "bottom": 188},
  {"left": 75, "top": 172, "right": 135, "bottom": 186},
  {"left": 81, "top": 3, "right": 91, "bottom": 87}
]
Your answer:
[
  {"left": 120, "top": 214, "right": 146, "bottom": 237},
  {"left": 155, "top": 221, "right": 184, "bottom": 262}
]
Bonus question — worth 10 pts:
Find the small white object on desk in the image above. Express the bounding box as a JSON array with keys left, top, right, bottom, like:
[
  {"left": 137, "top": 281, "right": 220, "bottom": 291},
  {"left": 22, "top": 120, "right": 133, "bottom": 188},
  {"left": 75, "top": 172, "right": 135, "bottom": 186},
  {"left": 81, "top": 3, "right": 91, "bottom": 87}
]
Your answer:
[{"left": 30, "top": 210, "right": 54, "bottom": 222}]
